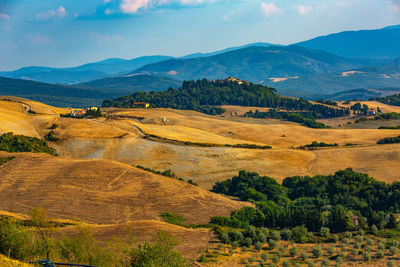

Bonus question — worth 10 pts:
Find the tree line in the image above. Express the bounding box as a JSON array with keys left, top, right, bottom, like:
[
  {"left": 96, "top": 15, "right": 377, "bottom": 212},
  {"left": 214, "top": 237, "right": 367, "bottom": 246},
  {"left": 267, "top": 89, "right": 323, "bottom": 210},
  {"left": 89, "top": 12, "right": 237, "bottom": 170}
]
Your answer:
[{"left": 211, "top": 169, "right": 399, "bottom": 233}]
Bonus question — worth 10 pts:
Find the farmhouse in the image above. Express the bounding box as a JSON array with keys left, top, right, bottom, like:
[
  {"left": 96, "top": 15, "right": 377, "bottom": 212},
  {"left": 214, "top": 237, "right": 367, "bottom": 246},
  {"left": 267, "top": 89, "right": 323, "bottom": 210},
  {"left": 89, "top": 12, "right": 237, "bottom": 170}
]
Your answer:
[{"left": 70, "top": 109, "right": 86, "bottom": 117}]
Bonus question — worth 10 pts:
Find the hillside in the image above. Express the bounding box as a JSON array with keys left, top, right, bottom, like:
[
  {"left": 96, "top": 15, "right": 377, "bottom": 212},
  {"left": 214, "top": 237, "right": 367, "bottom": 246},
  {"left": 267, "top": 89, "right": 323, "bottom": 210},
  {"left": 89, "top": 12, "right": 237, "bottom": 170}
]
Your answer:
[
  {"left": 0, "top": 55, "right": 173, "bottom": 84},
  {"left": 132, "top": 45, "right": 358, "bottom": 82},
  {"left": 0, "top": 152, "right": 250, "bottom": 224},
  {"left": 79, "top": 73, "right": 181, "bottom": 94},
  {"left": 0, "top": 76, "right": 109, "bottom": 107},
  {"left": 297, "top": 26, "right": 400, "bottom": 59}
]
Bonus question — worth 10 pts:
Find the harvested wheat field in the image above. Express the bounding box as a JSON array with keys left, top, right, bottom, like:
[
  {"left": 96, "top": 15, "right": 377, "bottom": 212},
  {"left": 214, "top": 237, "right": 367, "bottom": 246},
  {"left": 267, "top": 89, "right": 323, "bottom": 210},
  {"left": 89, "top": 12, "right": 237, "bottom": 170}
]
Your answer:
[{"left": 0, "top": 151, "right": 249, "bottom": 224}]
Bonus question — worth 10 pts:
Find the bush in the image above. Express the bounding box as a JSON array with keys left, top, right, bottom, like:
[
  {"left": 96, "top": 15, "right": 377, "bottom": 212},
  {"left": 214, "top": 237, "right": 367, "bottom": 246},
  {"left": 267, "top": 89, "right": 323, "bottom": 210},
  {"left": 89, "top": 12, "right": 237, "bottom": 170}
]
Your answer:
[
  {"left": 327, "top": 245, "right": 335, "bottom": 256},
  {"left": 343, "top": 238, "right": 350, "bottom": 246},
  {"left": 299, "top": 251, "right": 308, "bottom": 261},
  {"left": 258, "top": 233, "right": 267, "bottom": 243},
  {"left": 389, "top": 246, "right": 398, "bottom": 255},
  {"left": 376, "top": 249, "right": 384, "bottom": 258},
  {"left": 378, "top": 241, "right": 385, "bottom": 250},
  {"left": 289, "top": 246, "right": 298, "bottom": 256},
  {"left": 312, "top": 245, "right": 323, "bottom": 258},
  {"left": 231, "top": 241, "right": 239, "bottom": 249},
  {"left": 291, "top": 226, "right": 309, "bottom": 243},
  {"left": 332, "top": 234, "right": 339, "bottom": 242},
  {"left": 282, "top": 260, "right": 290, "bottom": 267},
  {"left": 254, "top": 241, "right": 263, "bottom": 251},
  {"left": 272, "top": 255, "right": 280, "bottom": 264},
  {"left": 353, "top": 242, "right": 361, "bottom": 249},
  {"left": 0, "top": 132, "right": 56, "bottom": 155},
  {"left": 320, "top": 227, "right": 330, "bottom": 237},
  {"left": 308, "top": 261, "right": 315, "bottom": 267},
  {"left": 352, "top": 249, "right": 359, "bottom": 256},
  {"left": 244, "top": 237, "right": 252, "bottom": 248},
  {"left": 345, "top": 231, "right": 352, "bottom": 239},
  {"left": 362, "top": 251, "right": 371, "bottom": 261},
  {"left": 281, "top": 229, "right": 292, "bottom": 240},
  {"left": 366, "top": 238, "right": 374, "bottom": 246},
  {"left": 268, "top": 239, "right": 277, "bottom": 249},
  {"left": 220, "top": 233, "right": 230, "bottom": 244},
  {"left": 371, "top": 225, "right": 378, "bottom": 235},
  {"left": 387, "top": 260, "right": 395, "bottom": 267},
  {"left": 261, "top": 252, "right": 268, "bottom": 260},
  {"left": 355, "top": 235, "right": 363, "bottom": 243},
  {"left": 270, "top": 231, "right": 281, "bottom": 241}
]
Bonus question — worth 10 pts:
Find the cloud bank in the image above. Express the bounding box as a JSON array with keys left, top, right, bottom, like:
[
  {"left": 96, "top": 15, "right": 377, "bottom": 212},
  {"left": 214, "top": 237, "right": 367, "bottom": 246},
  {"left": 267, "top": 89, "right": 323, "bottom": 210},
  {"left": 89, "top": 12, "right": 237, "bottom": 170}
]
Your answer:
[{"left": 261, "top": 2, "right": 283, "bottom": 16}]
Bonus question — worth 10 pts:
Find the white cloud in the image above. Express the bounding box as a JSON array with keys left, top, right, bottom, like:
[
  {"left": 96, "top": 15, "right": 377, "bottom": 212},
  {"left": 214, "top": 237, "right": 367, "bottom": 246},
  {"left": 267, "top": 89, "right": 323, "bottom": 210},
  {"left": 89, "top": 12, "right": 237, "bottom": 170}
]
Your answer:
[
  {"left": 261, "top": 2, "right": 283, "bottom": 17},
  {"left": 389, "top": 0, "right": 400, "bottom": 12},
  {"left": 0, "top": 13, "right": 10, "bottom": 20},
  {"left": 294, "top": 5, "right": 312, "bottom": 15},
  {"left": 35, "top": 6, "right": 67, "bottom": 21},
  {"left": 119, "top": 0, "right": 222, "bottom": 14}
]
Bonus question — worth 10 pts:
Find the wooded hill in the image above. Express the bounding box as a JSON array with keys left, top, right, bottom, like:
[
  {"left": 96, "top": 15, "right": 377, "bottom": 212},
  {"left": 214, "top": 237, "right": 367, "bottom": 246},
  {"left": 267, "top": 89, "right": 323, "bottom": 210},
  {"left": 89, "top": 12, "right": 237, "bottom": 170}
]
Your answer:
[{"left": 102, "top": 78, "right": 349, "bottom": 117}]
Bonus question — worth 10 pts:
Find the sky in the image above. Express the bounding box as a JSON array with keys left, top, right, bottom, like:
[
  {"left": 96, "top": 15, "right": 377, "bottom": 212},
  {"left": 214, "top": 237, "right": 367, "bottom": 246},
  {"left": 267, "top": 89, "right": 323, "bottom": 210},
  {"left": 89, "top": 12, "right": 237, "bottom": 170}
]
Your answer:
[{"left": 0, "top": 0, "right": 399, "bottom": 71}]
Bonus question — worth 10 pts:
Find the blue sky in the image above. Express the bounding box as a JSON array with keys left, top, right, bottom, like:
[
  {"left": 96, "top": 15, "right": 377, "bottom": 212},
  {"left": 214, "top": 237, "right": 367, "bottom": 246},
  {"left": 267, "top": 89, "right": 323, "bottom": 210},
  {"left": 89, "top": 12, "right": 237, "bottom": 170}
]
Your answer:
[{"left": 0, "top": 0, "right": 399, "bottom": 70}]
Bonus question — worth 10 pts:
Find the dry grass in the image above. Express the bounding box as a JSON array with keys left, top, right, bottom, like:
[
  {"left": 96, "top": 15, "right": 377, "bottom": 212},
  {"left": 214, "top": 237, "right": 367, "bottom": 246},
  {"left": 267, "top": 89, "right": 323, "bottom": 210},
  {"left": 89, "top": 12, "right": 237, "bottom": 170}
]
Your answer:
[
  {"left": 0, "top": 151, "right": 249, "bottom": 224},
  {"left": 0, "top": 254, "right": 33, "bottom": 267}
]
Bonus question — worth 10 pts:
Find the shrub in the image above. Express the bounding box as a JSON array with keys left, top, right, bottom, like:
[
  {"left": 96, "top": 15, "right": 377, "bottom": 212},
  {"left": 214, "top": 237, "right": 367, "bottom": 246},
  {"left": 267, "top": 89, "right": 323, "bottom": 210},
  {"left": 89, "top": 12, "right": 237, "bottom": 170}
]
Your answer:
[
  {"left": 366, "top": 238, "right": 374, "bottom": 246},
  {"left": 255, "top": 241, "right": 263, "bottom": 251},
  {"left": 272, "top": 255, "right": 280, "bottom": 264},
  {"left": 258, "top": 233, "right": 267, "bottom": 243},
  {"left": 320, "top": 227, "right": 330, "bottom": 237},
  {"left": 232, "top": 231, "right": 244, "bottom": 242},
  {"left": 327, "top": 245, "right": 335, "bottom": 256},
  {"left": 299, "top": 251, "right": 308, "bottom": 261},
  {"left": 353, "top": 242, "right": 361, "bottom": 249},
  {"left": 362, "top": 251, "right": 371, "bottom": 261},
  {"left": 312, "top": 245, "right": 323, "bottom": 258},
  {"left": 220, "top": 233, "right": 230, "bottom": 244},
  {"left": 268, "top": 239, "right": 277, "bottom": 249},
  {"left": 289, "top": 246, "right": 298, "bottom": 256},
  {"left": 291, "top": 226, "right": 309, "bottom": 243},
  {"left": 228, "top": 248, "right": 234, "bottom": 255},
  {"left": 0, "top": 132, "right": 56, "bottom": 155},
  {"left": 378, "top": 241, "right": 385, "bottom": 250},
  {"left": 332, "top": 234, "right": 339, "bottom": 242},
  {"left": 307, "top": 261, "right": 315, "bottom": 267},
  {"left": 387, "top": 260, "right": 395, "bottom": 267},
  {"left": 244, "top": 237, "right": 252, "bottom": 248},
  {"left": 352, "top": 249, "right": 359, "bottom": 256},
  {"left": 282, "top": 260, "right": 290, "bottom": 267},
  {"left": 345, "top": 231, "right": 352, "bottom": 239},
  {"left": 270, "top": 231, "right": 281, "bottom": 241},
  {"left": 261, "top": 252, "right": 269, "bottom": 260},
  {"left": 355, "top": 235, "right": 363, "bottom": 243},
  {"left": 336, "top": 256, "right": 344, "bottom": 264},
  {"left": 281, "top": 229, "right": 292, "bottom": 240},
  {"left": 389, "top": 246, "right": 398, "bottom": 255},
  {"left": 358, "top": 229, "right": 365, "bottom": 236},
  {"left": 231, "top": 241, "right": 239, "bottom": 249},
  {"left": 343, "top": 238, "right": 350, "bottom": 246},
  {"left": 371, "top": 225, "right": 378, "bottom": 235},
  {"left": 376, "top": 250, "right": 384, "bottom": 258}
]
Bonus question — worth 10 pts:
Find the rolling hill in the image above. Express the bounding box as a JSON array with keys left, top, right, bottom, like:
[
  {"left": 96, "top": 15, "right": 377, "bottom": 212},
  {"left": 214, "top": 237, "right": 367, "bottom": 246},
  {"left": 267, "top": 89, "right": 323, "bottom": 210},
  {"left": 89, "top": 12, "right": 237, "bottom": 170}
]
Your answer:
[
  {"left": 297, "top": 25, "right": 400, "bottom": 59},
  {"left": 0, "top": 151, "right": 250, "bottom": 224},
  {"left": 132, "top": 45, "right": 359, "bottom": 82}
]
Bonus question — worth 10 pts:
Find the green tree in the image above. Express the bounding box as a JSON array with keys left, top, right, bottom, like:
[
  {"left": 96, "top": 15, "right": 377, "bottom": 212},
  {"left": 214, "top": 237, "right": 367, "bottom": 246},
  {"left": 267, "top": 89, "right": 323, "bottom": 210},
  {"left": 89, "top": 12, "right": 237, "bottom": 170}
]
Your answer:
[{"left": 129, "top": 230, "right": 188, "bottom": 267}]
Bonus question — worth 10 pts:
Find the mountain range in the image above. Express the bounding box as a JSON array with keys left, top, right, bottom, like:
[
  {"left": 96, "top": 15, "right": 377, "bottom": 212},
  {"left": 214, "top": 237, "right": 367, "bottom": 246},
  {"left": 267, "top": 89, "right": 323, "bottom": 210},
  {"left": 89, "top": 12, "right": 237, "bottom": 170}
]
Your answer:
[{"left": 0, "top": 25, "right": 399, "bottom": 106}]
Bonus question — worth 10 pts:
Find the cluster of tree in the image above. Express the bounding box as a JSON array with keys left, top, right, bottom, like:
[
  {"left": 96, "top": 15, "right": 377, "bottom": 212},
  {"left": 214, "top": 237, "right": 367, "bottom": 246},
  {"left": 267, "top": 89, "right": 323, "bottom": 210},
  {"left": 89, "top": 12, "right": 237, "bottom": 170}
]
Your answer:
[
  {"left": 136, "top": 165, "right": 198, "bottom": 186},
  {"left": 350, "top": 103, "right": 370, "bottom": 115},
  {"left": 314, "top": 99, "right": 338, "bottom": 107},
  {"left": 0, "top": 208, "right": 188, "bottom": 266},
  {"left": 377, "top": 135, "right": 400, "bottom": 144},
  {"left": 211, "top": 169, "right": 399, "bottom": 233},
  {"left": 298, "top": 141, "right": 338, "bottom": 150},
  {"left": 374, "top": 112, "right": 400, "bottom": 120},
  {"left": 0, "top": 132, "right": 56, "bottom": 155},
  {"left": 244, "top": 110, "right": 328, "bottom": 129},
  {"left": 102, "top": 79, "right": 349, "bottom": 117},
  {"left": 85, "top": 108, "right": 102, "bottom": 118},
  {"left": 378, "top": 125, "right": 400, "bottom": 129},
  {"left": 372, "top": 94, "right": 400, "bottom": 107}
]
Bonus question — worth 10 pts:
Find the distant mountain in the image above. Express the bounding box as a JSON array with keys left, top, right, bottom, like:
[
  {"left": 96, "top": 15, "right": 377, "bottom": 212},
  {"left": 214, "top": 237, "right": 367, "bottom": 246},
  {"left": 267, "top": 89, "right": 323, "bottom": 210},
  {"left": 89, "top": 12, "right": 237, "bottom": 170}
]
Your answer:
[
  {"left": 0, "top": 55, "right": 173, "bottom": 84},
  {"left": 296, "top": 26, "right": 400, "bottom": 59},
  {"left": 320, "top": 88, "right": 400, "bottom": 101},
  {"left": 0, "top": 76, "right": 109, "bottom": 107},
  {"left": 180, "top": 42, "right": 279, "bottom": 59},
  {"left": 132, "top": 45, "right": 359, "bottom": 83},
  {"left": 79, "top": 74, "right": 181, "bottom": 94},
  {"left": 268, "top": 58, "right": 400, "bottom": 98}
]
